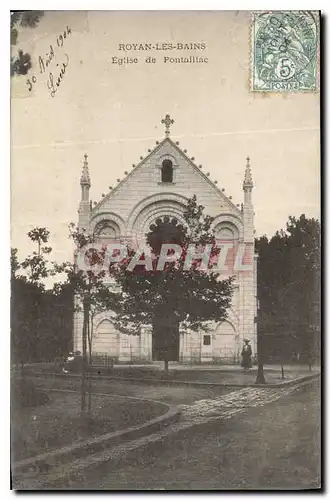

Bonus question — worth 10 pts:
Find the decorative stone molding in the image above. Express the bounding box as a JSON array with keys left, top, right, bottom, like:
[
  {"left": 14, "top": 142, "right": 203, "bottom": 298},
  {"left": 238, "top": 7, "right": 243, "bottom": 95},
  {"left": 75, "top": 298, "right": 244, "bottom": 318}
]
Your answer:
[
  {"left": 211, "top": 213, "right": 244, "bottom": 239},
  {"left": 137, "top": 203, "right": 187, "bottom": 232},
  {"left": 155, "top": 154, "right": 179, "bottom": 183},
  {"left": 155, "top": 153, "right": 179, "bottom": 168},
  {"left": 89, "top": 212, "right": 126, "bottom": 236},
  {"left": 131, "top": 202, "right": 188, "bottom": 249},
  {"left": 214, "top": 222, "right": 240, "bottom": 240},
  {"left": 126, "top": 192, "right": 189, "bottom": 236}
]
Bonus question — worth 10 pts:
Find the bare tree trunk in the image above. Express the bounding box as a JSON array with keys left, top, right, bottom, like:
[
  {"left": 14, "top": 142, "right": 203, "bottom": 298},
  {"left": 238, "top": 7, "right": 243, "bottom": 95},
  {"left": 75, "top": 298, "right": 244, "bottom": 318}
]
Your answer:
[
  {"left": 87, "top": 317, "right": 92, "bottom": 414},
  {"left": 88, "top": 337, "right": 92, "bottom": 365},
  {"left": 255, "top": 360, "right": 266, "bottom": 384},
  {"left": 255, "top": 327, "right": 266, "bottom": 384},
  {"left": 87, "top": 312, "right": 94, "bottom": 364},
  {"left": 87, "top": 373, "right": 92, "bottom": 414},
  {"left": 164, "top": 359, "right": 169, "bottom": 374},
  {"left": 281, "top": 362, "right": 285, "bottom": 380},
  {"left": 81, "top": 297, "right": 89, "bottom": 413}
]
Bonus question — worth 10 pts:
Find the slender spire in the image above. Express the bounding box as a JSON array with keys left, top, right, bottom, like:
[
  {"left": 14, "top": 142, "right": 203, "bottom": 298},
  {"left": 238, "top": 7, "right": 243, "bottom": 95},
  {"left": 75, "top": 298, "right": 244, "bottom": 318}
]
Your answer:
[
  {"left": 80, "top": 153, "right": 91, "bottom": 187},
  {"left": 243, "top": 156, "right": 253, "bottom": 190}
]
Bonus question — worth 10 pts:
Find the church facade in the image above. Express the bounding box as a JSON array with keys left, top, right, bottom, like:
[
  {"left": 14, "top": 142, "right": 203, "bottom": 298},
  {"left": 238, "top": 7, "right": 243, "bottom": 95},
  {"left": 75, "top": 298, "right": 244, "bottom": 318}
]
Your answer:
[{"left": 73, "top": 116, "right": 257, "bottom": 364}]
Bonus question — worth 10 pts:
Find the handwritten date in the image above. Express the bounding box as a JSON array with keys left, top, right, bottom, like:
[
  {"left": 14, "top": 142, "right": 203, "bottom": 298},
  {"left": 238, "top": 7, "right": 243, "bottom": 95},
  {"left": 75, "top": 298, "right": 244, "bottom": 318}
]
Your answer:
[{"left": 26, "top": 26, "right": 71, "bottom": 94}]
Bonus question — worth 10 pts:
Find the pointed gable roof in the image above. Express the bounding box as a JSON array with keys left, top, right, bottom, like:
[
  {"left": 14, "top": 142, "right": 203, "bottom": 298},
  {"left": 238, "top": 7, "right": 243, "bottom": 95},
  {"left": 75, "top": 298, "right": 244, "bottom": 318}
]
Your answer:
[{"left": 91, "top": 135, "right": 241, "bottom": 216}]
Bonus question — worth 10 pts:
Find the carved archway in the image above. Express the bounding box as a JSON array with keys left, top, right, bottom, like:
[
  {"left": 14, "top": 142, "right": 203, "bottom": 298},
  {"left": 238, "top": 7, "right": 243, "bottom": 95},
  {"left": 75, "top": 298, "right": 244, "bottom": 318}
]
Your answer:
[
  {"left": 211, "top": 214, "right": 243, "bottom": 240},
  {"left": 126, "top": 193, "right": 189, "bottom": 248},
  {"left": 90, "top": 212, "right": 125, "bottom": 237}
]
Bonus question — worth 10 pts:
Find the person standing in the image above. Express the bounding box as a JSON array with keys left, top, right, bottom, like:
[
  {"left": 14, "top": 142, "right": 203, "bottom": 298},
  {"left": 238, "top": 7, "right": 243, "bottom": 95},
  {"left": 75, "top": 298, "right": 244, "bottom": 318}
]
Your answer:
[{"left": 241, "top": 339, "right": 252, "bottom": 370}]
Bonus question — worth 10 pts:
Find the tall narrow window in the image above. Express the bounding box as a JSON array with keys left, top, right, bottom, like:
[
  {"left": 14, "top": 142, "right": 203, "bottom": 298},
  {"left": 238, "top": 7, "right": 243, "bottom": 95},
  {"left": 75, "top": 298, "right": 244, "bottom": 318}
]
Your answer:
[{"left": 161, "top": 159, "right": 173, "bottom": 183}]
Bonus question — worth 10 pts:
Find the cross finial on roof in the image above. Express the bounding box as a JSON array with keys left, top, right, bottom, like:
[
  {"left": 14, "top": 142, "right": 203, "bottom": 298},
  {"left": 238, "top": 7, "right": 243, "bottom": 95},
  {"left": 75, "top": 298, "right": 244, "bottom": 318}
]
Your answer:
[
  {"left": 84, "top": 153, "right": 88, "bottom": 164},
  {"left": 161, "top": 114, "right": 174, "bottom": 135}
]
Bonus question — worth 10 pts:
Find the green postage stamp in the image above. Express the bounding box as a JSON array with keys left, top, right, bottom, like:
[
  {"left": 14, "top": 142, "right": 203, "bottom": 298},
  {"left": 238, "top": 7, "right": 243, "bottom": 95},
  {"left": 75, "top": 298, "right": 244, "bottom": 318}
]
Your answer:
[{"left": 251, "top": 11, "right": 319, "bottom": 92}]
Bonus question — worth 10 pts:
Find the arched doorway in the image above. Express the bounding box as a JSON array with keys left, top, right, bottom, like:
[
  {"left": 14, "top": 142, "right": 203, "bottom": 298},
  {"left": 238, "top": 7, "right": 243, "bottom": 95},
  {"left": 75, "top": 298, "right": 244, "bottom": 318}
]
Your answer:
[
  {"left": 213, "top": 320, "right": 237, "bottom": 360},
  {"left": 93, "top": 319, "right": 120, "bottom": 360},
  {"left": 147, "top": 215, "right": 185, "bottom": 253}
]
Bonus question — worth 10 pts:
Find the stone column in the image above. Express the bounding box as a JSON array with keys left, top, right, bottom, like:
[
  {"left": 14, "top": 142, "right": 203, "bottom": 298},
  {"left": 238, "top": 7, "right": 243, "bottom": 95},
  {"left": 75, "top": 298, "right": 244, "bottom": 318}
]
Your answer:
[{"left": 140, "top": 327, "right": 152, "bottom": 361}]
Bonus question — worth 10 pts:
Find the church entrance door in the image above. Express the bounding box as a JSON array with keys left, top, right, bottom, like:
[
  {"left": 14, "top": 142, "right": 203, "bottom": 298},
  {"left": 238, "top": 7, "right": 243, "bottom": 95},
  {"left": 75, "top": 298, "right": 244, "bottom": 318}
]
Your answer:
[
  {"left": 152, "top": 316, "right": 180, "bottom": 362},
  {"left": 201, "top": 333, "right": 213, "bottom": 360},
  {"left": 147, "top": 216, "right": 184, "bottom": 363}
]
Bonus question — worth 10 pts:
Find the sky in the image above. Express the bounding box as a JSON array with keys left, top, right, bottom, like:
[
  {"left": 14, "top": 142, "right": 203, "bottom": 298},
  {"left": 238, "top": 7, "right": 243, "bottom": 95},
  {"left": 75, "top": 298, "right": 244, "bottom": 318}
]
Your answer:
[{"left": 11, "top": 10, "right": 320, "bottom": 265}]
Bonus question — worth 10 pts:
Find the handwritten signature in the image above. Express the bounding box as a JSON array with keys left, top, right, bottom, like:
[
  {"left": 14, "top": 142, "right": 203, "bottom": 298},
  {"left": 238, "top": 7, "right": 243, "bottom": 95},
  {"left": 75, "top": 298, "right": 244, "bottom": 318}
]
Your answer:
[
  {"left": 26, "top": 26, "right": 71, "bottom": 96},
  {"left": 47, "top": 53, "right": 69, "bottom": 97}
]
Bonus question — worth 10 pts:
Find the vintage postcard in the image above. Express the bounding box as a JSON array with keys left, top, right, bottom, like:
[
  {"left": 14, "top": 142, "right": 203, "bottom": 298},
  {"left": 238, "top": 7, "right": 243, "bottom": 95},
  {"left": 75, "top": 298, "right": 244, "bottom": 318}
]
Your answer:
[{"left": 10, "top": 10, "right": 321, "bottom": 490}]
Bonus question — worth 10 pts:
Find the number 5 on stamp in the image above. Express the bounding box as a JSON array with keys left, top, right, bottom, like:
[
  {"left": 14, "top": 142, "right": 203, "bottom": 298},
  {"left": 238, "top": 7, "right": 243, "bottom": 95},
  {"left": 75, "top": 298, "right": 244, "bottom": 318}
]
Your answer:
[{"left": 251, "top": 11, "right": 319, "bottom": 92}]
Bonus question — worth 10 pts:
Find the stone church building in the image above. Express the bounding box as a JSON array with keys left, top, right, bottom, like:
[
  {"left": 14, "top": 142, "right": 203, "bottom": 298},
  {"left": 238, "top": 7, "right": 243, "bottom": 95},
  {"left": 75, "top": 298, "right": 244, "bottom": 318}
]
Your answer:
[{"left": 73, "top": 116, "right": 257, "bottom": 364}]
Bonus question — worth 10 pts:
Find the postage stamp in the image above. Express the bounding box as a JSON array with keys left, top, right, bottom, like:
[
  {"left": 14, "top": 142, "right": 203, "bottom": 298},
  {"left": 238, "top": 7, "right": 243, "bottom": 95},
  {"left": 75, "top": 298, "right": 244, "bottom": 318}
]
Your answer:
[{"left": 251, "top": 11, "right": 319, "bottom": 92}]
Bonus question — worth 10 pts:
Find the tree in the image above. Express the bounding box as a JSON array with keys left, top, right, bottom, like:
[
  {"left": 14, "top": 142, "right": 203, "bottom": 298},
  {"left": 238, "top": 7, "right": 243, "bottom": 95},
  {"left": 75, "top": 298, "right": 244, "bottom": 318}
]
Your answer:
[
  {"left": 110, "top": 195, "right": 234, "bottom": 373},
  {"left": 20, "top": 227, "right": 52, "bottom": 284},
  {"left": 11, "top": 11, "right": 44, "bottom": 76},
  {"left": 11, "top": 248, "right": 21, "bottom": 278},
  {"left": 11, "top": 228, "right": 73, "bottom": 367},
  {"left": 42, "top": 284, "right": 73, "bottom": 360},
  {"left": 11, "top": 228, "right": 59, "bottom": 413},
  {"left": 285, "top": 215, "right": 320, "bottom": 361},
  {"left": 54, "top": 223, "right": 116, "bottom": 412},
  {"left": 11, "top": 273, "right": 41, "bottom": 368},
  {"left": 255, "top": 214, "right": 320, "bottom": 377},
  {"left": 11, "top": 228, "right": 52, "bottom": 368}
]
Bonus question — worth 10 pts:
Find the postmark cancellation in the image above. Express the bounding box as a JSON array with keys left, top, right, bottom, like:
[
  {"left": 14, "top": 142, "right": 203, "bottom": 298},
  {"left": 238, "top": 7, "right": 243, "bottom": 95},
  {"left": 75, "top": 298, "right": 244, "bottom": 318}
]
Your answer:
[{"left": 251, "top": 11, "right": 319, "bottom": 92}]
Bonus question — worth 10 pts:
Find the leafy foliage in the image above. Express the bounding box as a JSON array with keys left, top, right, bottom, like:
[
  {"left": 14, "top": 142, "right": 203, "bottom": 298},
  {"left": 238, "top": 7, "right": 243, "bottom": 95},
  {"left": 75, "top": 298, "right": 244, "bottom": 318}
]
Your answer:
[
  {"left": 11, "top": 248, "right": 21, "bottom": 279},
  {"left": 54, "top": 223, "right": 118, "bottom": 360},
  {"left": 10, "top": 11, "right": 44, "bottom": 76},
  {"left": 19, "top": 228, "right": 52, "bottom": 285},
  {"left": 256, "top": 214, "right": 320, "bottom": 362},
  {"left": 11, "top": 228, "right": 73, "bottom": 365}
]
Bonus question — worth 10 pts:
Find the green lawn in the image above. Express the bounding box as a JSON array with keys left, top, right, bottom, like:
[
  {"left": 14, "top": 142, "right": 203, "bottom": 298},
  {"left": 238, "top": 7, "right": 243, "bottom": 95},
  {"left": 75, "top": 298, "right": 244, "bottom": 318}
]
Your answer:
[
  {"left": 11, "top": 389, "right": 167, "bottom": 462},
  {"left": 102, "top": 367, "right": 310, "bottom": 385},
  {"left": 26, "top": 361, "right": 315, "bottom": 386},
  {"left": 71, "top": 381, "right": 321, "bottom": 490},
  {"left": 30, "top": 375, "right": 235, "bottom": 405}
]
